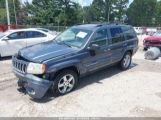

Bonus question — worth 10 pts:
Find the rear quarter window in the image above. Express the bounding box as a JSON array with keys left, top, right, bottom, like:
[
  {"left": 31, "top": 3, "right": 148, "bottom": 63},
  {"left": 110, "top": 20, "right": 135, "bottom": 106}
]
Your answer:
[
  {"left": 26, "top": 31, "right": 46, "bottom": 38},
  {"left": 125, "top": 32, "right": 136, "bottom": 40},
  {"left": 33, "top": 31, "right": 46, "bottom": 37},
  {"left": 122, "top": 26, "right": 137, "bottom": 40}
]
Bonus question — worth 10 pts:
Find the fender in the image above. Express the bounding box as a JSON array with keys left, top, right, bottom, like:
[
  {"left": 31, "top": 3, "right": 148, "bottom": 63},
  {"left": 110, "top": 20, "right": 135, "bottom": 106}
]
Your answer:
[
  {"left": 125, "top": 45, "right": 135, "bottom": 54},
  {"left": 46, "top": 59, "right": 82, "bottom": 74}
]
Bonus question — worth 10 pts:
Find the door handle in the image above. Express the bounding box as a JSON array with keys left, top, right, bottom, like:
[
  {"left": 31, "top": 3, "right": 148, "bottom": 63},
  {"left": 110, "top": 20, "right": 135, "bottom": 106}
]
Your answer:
[
  {"left": 104, "top": 48, "right": 111, "bottom": 52},
  {"left": 124, "top": 43, "right": 127, "bottom": 46}
]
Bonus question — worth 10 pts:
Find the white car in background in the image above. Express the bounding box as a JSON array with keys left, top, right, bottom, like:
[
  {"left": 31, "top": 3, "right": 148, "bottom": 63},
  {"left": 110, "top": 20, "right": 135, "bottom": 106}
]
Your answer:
[
  {"left": 0, "top": 28, "right": 56, "bottom": 57},
  {"left": 134, "top": 27, "right": 144, "bottom": 34},
  {"left": 35, "top": 28, "right": 57, "bottom": 35}
]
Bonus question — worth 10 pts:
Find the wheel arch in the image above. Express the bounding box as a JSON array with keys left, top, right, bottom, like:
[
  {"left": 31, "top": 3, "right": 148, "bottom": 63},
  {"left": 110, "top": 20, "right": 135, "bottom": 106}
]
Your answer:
[
  {"left": 126, "top": 50, "right": 133, "bottom": 55},
  {"left": 49, "top": 66, "right": 80, "bottom": 81}
]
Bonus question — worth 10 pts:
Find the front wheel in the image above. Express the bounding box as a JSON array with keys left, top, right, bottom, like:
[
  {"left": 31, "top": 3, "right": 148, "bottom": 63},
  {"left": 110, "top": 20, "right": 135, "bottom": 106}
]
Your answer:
[
  {"left": 52, "top": 70, "right": 78, "bottom": 96},
  {"left": 120, "top": 52, "right": 132, "bottom": 70}
]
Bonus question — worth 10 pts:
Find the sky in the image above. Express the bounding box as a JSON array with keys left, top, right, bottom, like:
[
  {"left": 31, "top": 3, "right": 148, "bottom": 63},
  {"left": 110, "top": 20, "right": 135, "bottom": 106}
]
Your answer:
[{"left": 22, "top": 0, "right": 134, "bottom": 6}]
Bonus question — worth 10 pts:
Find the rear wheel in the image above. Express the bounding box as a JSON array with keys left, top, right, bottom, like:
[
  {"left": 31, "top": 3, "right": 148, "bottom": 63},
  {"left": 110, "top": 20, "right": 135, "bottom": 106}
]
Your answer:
[
  {"left": 120, "top": 52, "right": 132, "bottom": 70},
  {"left": 52, "top": 70, "right": 78, "bottom": 96}
]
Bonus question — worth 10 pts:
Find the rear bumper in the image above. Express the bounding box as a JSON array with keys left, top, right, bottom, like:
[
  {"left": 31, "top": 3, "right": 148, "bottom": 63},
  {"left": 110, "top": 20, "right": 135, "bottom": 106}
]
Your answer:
[
  {"left": 13, "top": 70, "right": 53, "bottom": 99},
  {"left": 133, "top": 47, "right": 138, "bottom": 55}
]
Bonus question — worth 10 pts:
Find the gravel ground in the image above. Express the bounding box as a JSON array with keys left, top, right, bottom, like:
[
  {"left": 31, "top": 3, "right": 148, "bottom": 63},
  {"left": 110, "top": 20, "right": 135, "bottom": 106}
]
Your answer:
[{"left": 0, "top": 35, "right": 161, "bottom": 117}]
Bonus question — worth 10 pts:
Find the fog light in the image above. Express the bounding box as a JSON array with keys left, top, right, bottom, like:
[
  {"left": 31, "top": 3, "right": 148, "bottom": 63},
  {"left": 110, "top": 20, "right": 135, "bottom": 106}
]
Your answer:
[
  {"left": 42, "top": 75, "right": 46, "bottom": 79},
  {"left": 28, "top": 88, "right": 35, "bottom": 95}
]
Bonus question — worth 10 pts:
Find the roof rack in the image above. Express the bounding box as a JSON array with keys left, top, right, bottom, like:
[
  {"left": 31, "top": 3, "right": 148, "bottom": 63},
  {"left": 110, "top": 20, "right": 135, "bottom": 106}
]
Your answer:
[{"left": 89, "top": 21, "right": 125, "bottom": 25}]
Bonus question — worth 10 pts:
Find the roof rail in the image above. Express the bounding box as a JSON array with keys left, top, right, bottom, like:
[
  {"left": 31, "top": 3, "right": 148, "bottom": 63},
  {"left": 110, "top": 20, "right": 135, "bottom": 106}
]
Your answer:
[
  {"left": 89, "top": 21, "right": 126, "bottom": 25},
  {"left": 74, "top": 21, "right": 128, "bottom": 27}
]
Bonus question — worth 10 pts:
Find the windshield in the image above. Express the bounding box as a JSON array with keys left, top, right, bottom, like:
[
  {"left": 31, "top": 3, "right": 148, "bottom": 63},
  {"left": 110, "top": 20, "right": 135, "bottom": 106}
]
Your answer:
[
  {"left": 0, "top": 30, "right": 12, "bottom": 39},
  {"left": 55, "top": 28, "right": 92, "bottom": 48},
  {"left": 0, "top": 33, "right": 5, "bottom": 39},
  {"left": 153, "top": 31, "right": 161, "bottom": 36}
]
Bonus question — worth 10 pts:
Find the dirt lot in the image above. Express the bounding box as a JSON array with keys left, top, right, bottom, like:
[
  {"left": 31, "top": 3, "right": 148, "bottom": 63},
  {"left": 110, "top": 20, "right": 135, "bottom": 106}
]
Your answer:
[{"left": 0, "top": 35, "right": 161, "bottom": 117}]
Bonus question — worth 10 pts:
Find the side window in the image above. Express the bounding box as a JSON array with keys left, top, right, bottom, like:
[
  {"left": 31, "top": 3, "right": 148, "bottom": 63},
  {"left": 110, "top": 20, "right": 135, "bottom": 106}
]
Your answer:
[
  {"left": 121, "top": 26, "right": 136, "bottom": 40},
  {"left": 33, "top": 31, "right": 46, "bottom": 37},
  {"left": 8, "top": 32, "right": 26, "bottom": 40},
  {"left": 91, "top": 28, "right": 107, "bottom": 46},
  {"left": 26, "top": 31, "right": 33, "bottom": 38},
  {"left": 26, "top": 31, "right": 46, "bottom": 38},
  {"left": 110, "top": 27, "right": 124, "bottom": 44},
  {"left": 125, "top": 31, "right": 136, "bottom": 40}
]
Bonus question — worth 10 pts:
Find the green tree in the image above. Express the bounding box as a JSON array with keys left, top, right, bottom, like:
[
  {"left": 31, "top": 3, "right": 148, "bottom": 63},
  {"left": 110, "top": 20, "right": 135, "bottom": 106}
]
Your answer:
[
  {"left": 83, "top": 6, "right": 94, "bottom": 23},
  {"left": 155, "top": 1, "right": 161, "bottom": 26},
  {"left": 58, "top": 0, "right": 83, "bottom": 26},
  {"left": 84, "top": 0, "right": 129, "bottom": 23},
  {"left": 0, "top": 0, "right": 21, "bottom": 25},
  {"left": 127, "top": 0, "right": 157, "bottom": 26},
  {"left": 113, "top": 0, "right": 129, "bottom": 22},
  {"left": 0, "top": 0, "right": 7, "bottom": 24},
  {"left": 25, "top": 0, "right": 82, "bottom": 26}
]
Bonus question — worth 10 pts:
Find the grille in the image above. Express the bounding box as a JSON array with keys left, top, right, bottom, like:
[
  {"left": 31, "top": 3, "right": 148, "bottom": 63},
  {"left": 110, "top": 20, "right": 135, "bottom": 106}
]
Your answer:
[
  {"left": 12, "top": 56, "right": 28, "bottom": 74},
  {"left": 145, "top": 40, "right": 161, "bottom": 45}
]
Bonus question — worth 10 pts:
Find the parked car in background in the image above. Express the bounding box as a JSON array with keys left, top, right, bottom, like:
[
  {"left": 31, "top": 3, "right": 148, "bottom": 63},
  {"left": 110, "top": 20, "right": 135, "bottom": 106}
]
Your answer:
[
  {"left": 134, "top": 27, "right": 144, "bottom": 34},
  {"left": 12, "top": 24, "right": 138, "bottom": 99},
  {"left": 143, "top": 31, "right": 161, "bottom": 50},
  {"left": 0, "top": 28, "right": 56, "bottom": 58},
  {"left": 145, "top": 27, "right": 157, "bottom": 35},
  {"left": 35, "top": 28, "right": 58, "bottom": 35}
]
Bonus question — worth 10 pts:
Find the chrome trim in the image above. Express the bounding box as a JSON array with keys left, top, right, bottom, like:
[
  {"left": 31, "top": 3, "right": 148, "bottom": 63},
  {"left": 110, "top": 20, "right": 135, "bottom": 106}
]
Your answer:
[{"left": 12, "top": 56, "right": 28, "bottom": 74}]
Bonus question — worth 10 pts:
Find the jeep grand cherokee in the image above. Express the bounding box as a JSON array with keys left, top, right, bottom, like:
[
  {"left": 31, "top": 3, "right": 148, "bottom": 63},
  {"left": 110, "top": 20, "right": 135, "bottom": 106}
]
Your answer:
[{"left": 12, "top": 24, "right": 138, "bottom": 99}]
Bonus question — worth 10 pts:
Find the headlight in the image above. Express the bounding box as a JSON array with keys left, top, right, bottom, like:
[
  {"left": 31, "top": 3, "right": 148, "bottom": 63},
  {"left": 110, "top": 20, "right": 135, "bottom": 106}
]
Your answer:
[
  {"left": 27, "top": 63, "right": 46, "bottom": 74},
  {"left": 143, "top": 40, "right": 145, "bottom": 43}
]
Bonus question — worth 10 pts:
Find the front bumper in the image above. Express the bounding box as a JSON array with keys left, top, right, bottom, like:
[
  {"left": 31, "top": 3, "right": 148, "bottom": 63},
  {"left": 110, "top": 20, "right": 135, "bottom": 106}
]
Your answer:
[
  {"left": 13, "top": 70, "right": 53, "bottom": 99},
  {"left": 144, "top": 43, "right": 161, "bottom": 47}
]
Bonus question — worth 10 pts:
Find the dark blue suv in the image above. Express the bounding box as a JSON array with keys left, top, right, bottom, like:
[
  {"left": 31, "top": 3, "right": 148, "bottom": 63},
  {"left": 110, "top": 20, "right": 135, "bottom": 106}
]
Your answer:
[{"left": 12, "top": 24, "right": 138, "bottom": 99}]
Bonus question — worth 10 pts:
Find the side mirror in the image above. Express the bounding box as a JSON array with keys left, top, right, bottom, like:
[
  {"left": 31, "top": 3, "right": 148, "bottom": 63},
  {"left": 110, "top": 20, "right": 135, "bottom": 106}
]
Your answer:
[
  {"left": 87, "top": 44, "right": 100, "bottom": 56},
  {"left": 88, "top": 44, "right": 100, "bottom": 51},
  {"left": 2, "top": 36, "right": 9, "bottom": 41}
]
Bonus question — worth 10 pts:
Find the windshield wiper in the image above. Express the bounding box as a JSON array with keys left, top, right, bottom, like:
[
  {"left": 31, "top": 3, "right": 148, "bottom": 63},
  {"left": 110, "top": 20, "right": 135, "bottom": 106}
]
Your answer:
[
  {"left": 63, "top": 42, "right": 72, "bottom": 48},
  {"left": 56, "top": 40, "right": 72, "bottom": 48}
]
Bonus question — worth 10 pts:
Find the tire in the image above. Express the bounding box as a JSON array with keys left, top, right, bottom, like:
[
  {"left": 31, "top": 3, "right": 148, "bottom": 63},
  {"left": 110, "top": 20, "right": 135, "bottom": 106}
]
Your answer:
[
  {"left": 52, "top": 70, "right": 78, "bottom": 96},
  {"left": 120, "top": 52, "right": 132, "bottom": 70},
  {"left": 143, "top": 47, "right": 148, "bottom": 51}
]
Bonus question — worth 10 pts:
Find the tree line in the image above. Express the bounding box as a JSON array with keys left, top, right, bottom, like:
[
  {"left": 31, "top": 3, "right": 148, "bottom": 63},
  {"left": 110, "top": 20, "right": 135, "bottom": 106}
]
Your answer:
[{"left": 0, "top": 0, "right": 161, "bottom": 27}]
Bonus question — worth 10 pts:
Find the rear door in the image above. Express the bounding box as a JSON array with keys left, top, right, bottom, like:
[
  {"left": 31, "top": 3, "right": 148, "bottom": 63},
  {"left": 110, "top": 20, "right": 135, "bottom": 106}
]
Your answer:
[
  {"left": 1, "top": 31, "right": 26, "bottom": 56},
  {"left": 109, "top": 27, "right": 125, "bottom": 63},
  {"left": 123, "top": 26, "right": 138, "bottom": 53},
  {"left": 25, "top": 31, "right": 47, "bottom": 46}
]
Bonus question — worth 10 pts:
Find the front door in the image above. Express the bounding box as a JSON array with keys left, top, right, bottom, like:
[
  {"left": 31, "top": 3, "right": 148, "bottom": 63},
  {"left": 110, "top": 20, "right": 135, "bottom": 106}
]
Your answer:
[
  {"left": 1, "top": 31, "right": 26, "bottom": 57},
  {"left": 83, "top": 27, "right": 112, "bottom": 72}
]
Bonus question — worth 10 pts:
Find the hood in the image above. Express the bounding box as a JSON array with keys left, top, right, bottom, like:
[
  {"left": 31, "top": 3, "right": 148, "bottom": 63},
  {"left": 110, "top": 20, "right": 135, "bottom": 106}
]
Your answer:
[
  {"left": 144, "top": 36, "right": 161, "bottom": 41},
  {"left": 19, "top": 41, "right": 77, "bottom": 63}
]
